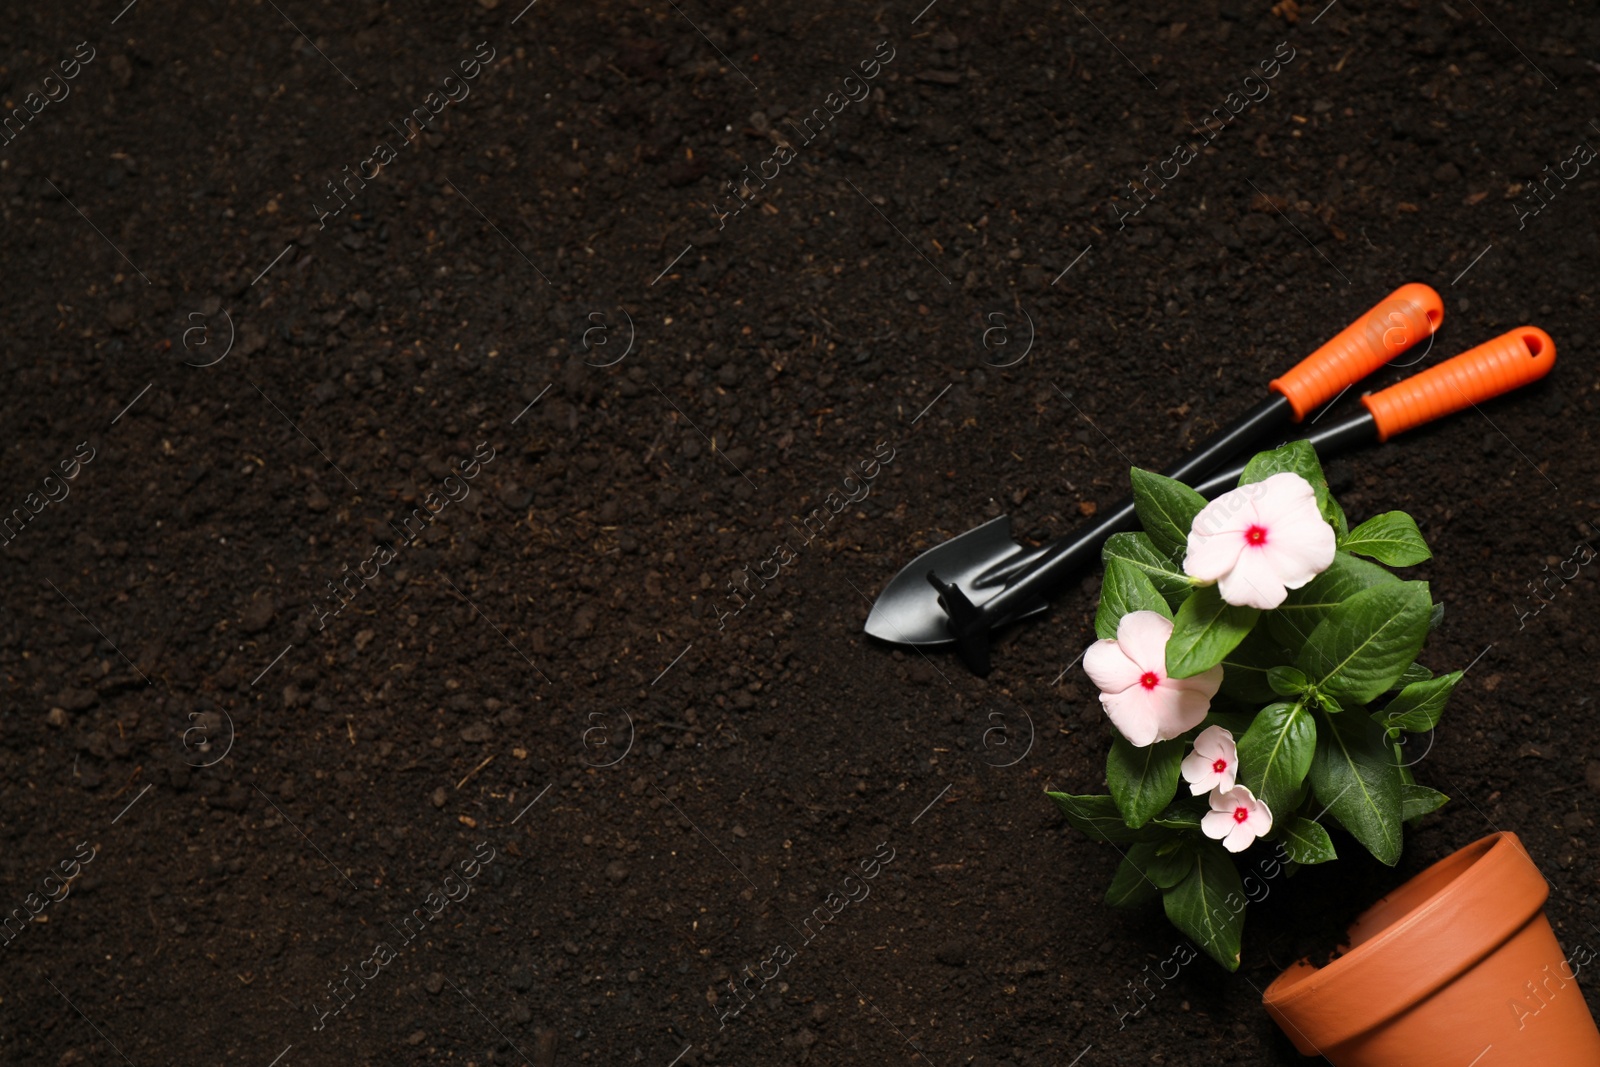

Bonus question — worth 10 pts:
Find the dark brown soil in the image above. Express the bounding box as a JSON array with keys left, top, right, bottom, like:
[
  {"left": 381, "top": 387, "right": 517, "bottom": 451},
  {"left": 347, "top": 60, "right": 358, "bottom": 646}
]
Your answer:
[{"left": 2, "top": 1, "right": 1597, "bottom": 1064}]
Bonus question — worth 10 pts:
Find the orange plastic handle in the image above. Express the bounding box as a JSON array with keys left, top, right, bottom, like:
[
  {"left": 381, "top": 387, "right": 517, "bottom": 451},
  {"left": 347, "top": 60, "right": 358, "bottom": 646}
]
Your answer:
[
  {"left": 1269, "top": 283, "right": 1445, "bottom": 421},
  {"left": 1361, "top": 327, "right": 1555, "bottom": 442}
]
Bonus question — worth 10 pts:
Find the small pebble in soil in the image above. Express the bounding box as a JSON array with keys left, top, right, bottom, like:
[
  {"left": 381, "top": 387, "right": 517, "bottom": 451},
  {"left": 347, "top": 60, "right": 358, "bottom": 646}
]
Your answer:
[
  {"left": 240, "top": 596, "right": 275, "bottom": 634},
  {"left": 425, "top": 972, "right": 445, "bottom": 994},
  {"left": 58, "top": 688, "right": 97, "bottom": 711}
]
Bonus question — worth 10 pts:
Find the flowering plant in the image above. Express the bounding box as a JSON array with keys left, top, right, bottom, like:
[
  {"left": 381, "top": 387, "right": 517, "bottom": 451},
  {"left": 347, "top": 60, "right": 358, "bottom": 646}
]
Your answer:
[{"left": 1048, "top": 441, "right": 1457, "bottom": 970}]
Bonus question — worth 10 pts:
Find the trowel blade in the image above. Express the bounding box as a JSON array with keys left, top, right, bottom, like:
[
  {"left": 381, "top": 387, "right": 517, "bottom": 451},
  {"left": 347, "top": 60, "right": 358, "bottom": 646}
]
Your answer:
[{"left": 864, "top": 516, "right": 1050, "bottom": 645}]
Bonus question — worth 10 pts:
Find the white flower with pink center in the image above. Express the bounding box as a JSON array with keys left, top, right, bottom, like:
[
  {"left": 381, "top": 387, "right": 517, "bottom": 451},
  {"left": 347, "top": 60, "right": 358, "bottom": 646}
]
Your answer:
[
  {"left": 1202, "top": 785, "right": 1273, "bottom": 853},
  {"left": 1181, "top": 725, "right": 1237, "bottom": 796},
  {"left": 1082, "top": 610, "right": 1223, "bottom": 748},
  {"left": 1184, "top": 471, "right": 1337, "bottom": 610}
]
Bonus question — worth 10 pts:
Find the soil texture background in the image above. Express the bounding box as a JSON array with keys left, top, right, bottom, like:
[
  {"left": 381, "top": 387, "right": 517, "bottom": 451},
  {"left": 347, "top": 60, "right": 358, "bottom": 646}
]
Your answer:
[{"left": 1, "top": 1, "right": 1598, "bottom": 1065}]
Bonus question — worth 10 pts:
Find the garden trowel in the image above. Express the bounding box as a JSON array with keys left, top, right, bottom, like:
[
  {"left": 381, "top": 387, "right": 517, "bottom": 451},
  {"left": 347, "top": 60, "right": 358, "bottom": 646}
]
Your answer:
[{"left": 866, "top": 303, "right": 1555, "bottom": 677}]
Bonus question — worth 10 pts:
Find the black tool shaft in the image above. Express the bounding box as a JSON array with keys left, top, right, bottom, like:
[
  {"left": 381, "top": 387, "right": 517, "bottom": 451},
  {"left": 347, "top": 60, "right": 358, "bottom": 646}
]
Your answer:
[
  {"left": 972, "top": 410, "right": 1377, "bottom": 631},
  {"left": 1163, "top": 394, "right": 1295, "bottom": 483}
]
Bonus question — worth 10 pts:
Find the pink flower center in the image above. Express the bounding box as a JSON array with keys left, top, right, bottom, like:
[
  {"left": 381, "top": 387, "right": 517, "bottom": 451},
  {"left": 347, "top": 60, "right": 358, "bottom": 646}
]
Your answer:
[
  {"left": 1139, "top": 671, "right": 1160, "bottom": 690},
  {"left": 1244, "top": 524, "right": 1268, "bottom": 546},
  {"left": 1213, "top": 758, "right": 1228, "bottom": 774},
  {"left": 1232, "top": 807, "right": 1250, "bottom": 824}
]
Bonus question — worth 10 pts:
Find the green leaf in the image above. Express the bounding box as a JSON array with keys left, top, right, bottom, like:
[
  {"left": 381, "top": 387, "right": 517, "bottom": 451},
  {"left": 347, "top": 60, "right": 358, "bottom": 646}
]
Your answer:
[
  {"left": 1389, "top": 661, "right": 1434, "bottom": 691},
  {"left": 1238, "top": 439, "right": 1343, "bottom": 536},
  {"left": 1297, "top": 581, "right": 1433, "bottom": 705},
  {"left": 1267, "top": 666, "right": 1309, "bottom": 697},
  {"left": 1312, "top": 690, "right": 1344, "bottom": 715},
  {"left": 1278, "top": 817, "right": 1338, "bottom": 865},
  {"left": 1166, "top": 585, "right": 1259, "bottom": 679},
  {"left": 1106, "top": 841, "right": 1196, "bottom": 906},
  {"left": 1402, "top": 782, "right": 1449, "bottom": 821},
  {"left": 1107, "top": 737, "right": 1185, "bottom": 829},
  {"left": 1162, "top": 839, "right": 1246, "bottom": 971},
  {"left": 1095, "top": 557, "right": 1173, "bottom": 640},
  {"left": 1130, "top": 467, "right": 1208, "bottom": 559},
  {"left": 1239, "top": 438, "right": 1327, "bottom": 488},
  {"left": 1144, "top": 841, "right": 1198, "bottom": 887},
  {"left": 1392, "top": 731, "right": 1434, "bottom": 770},
  {"left": 1266, "top": 552, "right": 1399, "bottom": 650},
  {"left": 1308, "top": 710, "right": 1405, "bottom": 865},
  {"left": 1237, "top": 702, "right": 1317, "bottom": 817},
  {"left": 1325, "top": 491, "right": 1350, "bottom": 542},
  {"left": 1102, "top": 532, "right": 1193, "bottom": 611},
  {"left": 1151, "top": 802, "right": 1205, "bottom": 832},
  {"left": 1220, "top": 625, "right": 1295, "bottom": 703},
  {"left": 1218, "top": 660, "right": 1275, "bottom": 703},
  {"left": 1047, "top": 792, "right": 1145, "bottom": 842},
  {"left": 1106, "top": 843, "right": 1162, "bottom": 907},
  {"left": 1380, "top": 671, "right": 1462, "bottom": 733},
  {"left": 1342, "top": 511, "right": 1432, "bottom": 566}
]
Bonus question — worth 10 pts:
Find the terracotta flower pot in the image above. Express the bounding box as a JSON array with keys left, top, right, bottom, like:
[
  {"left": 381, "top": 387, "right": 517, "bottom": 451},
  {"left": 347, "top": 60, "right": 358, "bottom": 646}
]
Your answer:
[{"left": 1262, "top": 831, "right": 1600, "bottom": 1065}]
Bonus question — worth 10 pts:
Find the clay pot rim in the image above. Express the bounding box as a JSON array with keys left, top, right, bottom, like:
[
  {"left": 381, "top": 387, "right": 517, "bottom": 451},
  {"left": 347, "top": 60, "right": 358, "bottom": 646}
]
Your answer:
[{"left": 1262, "top": 831, "right": 1548, "bottom": 1049}]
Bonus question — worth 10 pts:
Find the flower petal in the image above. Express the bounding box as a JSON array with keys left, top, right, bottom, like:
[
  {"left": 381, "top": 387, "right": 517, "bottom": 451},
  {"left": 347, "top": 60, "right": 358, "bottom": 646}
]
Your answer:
[
  {"left": 1114, "top": 610, "right": 1175, "bottom": 674},
  {"left": 1171, "top": 662, "right": 1224, "bottom": 701},
  {"left": 1201, "top": 810, "right": 1236, "bottom": 841},
  {"left": 1218, "top": 545, "right": 1289, "bottom": 609},
  {"left": 1181, "top": 749, "right": 1213, "bottom": 779},
  {"left": 1190, "top": 486, "right": 1263, "bottom": 540},
  {"left": 1151, "top": 685, "right": 1212, "bottom": 741},
  {"left": 1184, "top": 528, "right": 1245, "bottom": 583},
  {"left": 1192, "top": 724, "right": 1233, "bottom": 759},
  {"left": 1262, "top": 510, "right": 1337, "bottom": 590},
  {"left": 1101, "top": 685, "right": 1164, "bottom": 748},
  {"left": 1250, "top": 472, "right": 1319, "bottom": 526},
  {"left": 1222, "top": 822, "right": 1256, "bottom": 853},
  {"left": 1181, "top": 752, "right": 1218, "bottom": 795},
  {"left": 1083, "top": 638, "right": 1142, "bottom": 695}
]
